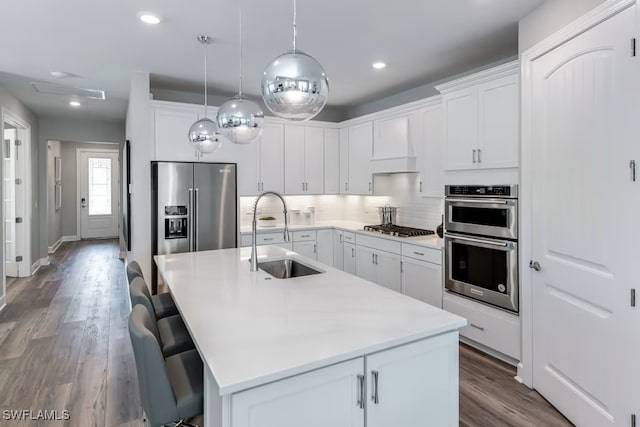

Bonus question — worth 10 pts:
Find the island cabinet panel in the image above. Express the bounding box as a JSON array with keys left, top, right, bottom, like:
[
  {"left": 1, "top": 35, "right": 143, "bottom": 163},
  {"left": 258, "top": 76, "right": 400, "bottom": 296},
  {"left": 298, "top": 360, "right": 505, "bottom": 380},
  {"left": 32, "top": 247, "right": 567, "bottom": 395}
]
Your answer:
[
  {"left": 228, "top": 333, "right": 459, "bottom": 427},
  {"left": 366, "top": 332, "right": 459, "bottom": 427},
  {"left": 231, "top": 357, "right": 364, "bottom": 427},
  {"left": 293, "top": 240, "right": 317, "bottom": 260}
]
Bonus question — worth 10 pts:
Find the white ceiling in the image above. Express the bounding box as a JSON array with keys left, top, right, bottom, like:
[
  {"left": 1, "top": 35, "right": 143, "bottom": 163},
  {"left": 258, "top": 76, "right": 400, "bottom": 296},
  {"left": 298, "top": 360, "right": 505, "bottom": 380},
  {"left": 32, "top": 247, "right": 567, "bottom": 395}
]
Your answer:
[{"left": 0, "top": 0, "right": 544, "bottom": 121}]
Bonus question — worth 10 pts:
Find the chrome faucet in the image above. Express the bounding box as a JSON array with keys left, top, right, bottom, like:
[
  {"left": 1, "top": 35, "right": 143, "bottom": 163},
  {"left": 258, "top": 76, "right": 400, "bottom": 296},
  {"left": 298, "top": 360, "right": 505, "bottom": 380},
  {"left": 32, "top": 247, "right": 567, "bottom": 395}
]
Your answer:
[{"left": 250, "top": 191, "right": 289, "bottom": 272}]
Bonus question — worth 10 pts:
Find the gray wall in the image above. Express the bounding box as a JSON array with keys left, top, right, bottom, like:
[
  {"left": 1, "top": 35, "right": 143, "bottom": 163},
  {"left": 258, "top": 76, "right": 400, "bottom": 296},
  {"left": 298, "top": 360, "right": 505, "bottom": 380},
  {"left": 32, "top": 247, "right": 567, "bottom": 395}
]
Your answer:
[
  {"left": 0, "top": 85, "right": 40, "bottom": 271},
  {"left": 151, "top": 87, "right": 348, "bottom": 123},
  {"left": 47, "top": 141, "right": 62, "bottom": 247},
  {"left": 518, "top": 0, "right": 607, "bottom": 52},
  {"left": 39, "top": 117, "right": 125, "bottom": 258},
  {"left": 60, "top": 141, "right": 120, "bottom": 237}
]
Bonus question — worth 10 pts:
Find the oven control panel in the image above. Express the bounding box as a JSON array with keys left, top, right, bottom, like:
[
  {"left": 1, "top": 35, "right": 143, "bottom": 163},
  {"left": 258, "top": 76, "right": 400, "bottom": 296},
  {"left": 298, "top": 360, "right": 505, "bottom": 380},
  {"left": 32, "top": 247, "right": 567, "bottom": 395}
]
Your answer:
[{"left": 446, "top": 185, "right": 518, "bottom": 198}]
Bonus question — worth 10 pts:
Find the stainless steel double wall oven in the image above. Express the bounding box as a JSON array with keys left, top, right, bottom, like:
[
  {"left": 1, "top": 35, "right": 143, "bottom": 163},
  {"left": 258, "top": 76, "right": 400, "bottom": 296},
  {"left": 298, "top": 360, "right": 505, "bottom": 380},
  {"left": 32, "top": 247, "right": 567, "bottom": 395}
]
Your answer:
[{"left": 444, "top": 185, "right": 519, "bottom": 313}]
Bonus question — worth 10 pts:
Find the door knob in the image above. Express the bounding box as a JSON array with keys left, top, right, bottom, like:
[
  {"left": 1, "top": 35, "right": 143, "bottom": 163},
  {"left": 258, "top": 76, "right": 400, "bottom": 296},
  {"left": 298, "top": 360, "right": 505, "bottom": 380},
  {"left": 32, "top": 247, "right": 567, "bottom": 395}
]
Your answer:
[
  {"left": 81, "top": 197, "right": 86, "bottom": 208},
  {"left": 529, "top": 260, "right": 541, "bottom": 271}
]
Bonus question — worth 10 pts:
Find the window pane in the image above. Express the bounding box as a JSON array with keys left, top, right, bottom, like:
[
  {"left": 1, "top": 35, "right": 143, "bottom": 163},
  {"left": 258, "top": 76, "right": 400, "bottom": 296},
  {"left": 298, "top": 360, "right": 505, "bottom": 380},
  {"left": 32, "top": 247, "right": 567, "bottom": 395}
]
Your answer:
[{"left": 88, "top": 157, "right": 111, "bottom": 215}]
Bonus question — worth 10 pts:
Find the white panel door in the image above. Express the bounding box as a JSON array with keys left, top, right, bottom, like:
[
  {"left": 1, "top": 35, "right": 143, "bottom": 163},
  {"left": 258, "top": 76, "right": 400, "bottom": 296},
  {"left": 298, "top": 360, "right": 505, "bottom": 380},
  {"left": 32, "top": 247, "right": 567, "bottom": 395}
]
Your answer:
[
  {"left": 376, "top": 251, "right": 401, "bottom": 293},
  {"left": 419, "top": 105, "right": 444, "bottom": 197},
  {"left": 316, "top": 229, "right": 334, "bottom": 267},
  {"left": 401, "top": 257, "right": 442, "bottom": 308},
  {"left": 343, "top": 242, "right": 356, "bottom": 275},
  {"left": 3, "top": 129, "right": 17, "bottom": 277},
  {"left": 530, "top": 6, "right": 637, "bottom": 426},
  {"left": 284, "top": 125, "right": 305, "bottom": 194},
  {"left": 232, "top": 357, "right": 364, "bottom": 427},
  {"left": 293, "top": 240, "right": 316, "bottom": 260},
  {"left": 258, "top": 122, "right": 284, "bottom": 194},
  {"left": 348, "top": 122, "right": 373, "bottom": 195},
  {"left": 304, "top": 127, "right": 325, "bottom": 194},
  {"left": 324, "top": 128, "right": 340, "bottom": 194},
  {"left": 366, "top": 333, "right": 459, "bottom": 427},
  {"left": 79, "top": 150, "right": 119, "bottom": 239},
  {"left": 333, "top": 230, "right": 344, "bottom": 270},
  {"left": 442, "top": 88, "right": 477, "bottom": 170},
  {"left": 477, "top": 74, "right": 519, "bottom": 169},
  {"left": 339, "top": 128, "right": 349, "bottom": 194}
]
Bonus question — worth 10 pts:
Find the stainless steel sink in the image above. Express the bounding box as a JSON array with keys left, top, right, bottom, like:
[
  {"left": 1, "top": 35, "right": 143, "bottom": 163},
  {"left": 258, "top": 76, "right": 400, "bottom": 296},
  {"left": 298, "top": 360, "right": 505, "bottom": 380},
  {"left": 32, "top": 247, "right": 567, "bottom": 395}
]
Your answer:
[{"left": 258, "top": 258, "right": 323, "bottom": 279}]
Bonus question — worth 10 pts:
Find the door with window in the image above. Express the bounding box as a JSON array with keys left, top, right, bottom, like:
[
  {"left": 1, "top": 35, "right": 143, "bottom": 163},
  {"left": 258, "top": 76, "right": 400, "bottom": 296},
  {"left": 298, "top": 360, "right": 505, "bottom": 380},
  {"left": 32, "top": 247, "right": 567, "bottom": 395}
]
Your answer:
[
  {"left": 79, "top": 150, "right": 119, "bottom": 239},
  {"left": 3, "top": 128, "right": 18, "bottom": 276}
]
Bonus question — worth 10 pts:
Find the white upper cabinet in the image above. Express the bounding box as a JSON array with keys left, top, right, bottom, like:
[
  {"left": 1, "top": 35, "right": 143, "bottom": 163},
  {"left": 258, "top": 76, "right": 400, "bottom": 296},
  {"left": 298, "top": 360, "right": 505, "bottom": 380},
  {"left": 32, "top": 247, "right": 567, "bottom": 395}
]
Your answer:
[
  {"left": 418, "top": 102, "right": 444, "bottom": 197},
  {"left": 437, "top": 61, "right": 519, "bottom": 171},
  {"left": 324, "top": 128, "right": 340, "bottom": 194},
  {"left": 339, "top": 128, "right": 349, "bottom": 194},
  {"left": 237, "top": 122, "right": 283, "bottom": 196},
  {"left": 371, "top": 113, "right": 418, "bottom": 173},
  {"left": 284, "top": 125, "right": 326, "bottom": 195},
  {"left": 153, "top": 105, "right": 201, "bottom": 162},
  {"left": 347, "top": 122, "right": 374, "bottom": 195}
]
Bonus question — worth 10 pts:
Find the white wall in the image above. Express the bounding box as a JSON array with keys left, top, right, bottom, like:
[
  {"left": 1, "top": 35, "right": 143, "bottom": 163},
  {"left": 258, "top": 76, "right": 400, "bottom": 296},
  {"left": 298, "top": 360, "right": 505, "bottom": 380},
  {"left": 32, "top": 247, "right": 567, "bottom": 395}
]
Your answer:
[
  {"left": 518, "top": 0, "right": 607, "bottom": 52},
  {"left": 126, "top": 72, "right": 153, "bottom": 284},
  {"left": 47, "top": 141, "right": 62, "bottom": 249}
]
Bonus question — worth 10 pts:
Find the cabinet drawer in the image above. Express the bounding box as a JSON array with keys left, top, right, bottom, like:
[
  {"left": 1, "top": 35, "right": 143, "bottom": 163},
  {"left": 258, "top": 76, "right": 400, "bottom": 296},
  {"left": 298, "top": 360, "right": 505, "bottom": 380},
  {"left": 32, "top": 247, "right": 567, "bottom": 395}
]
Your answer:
[
  {"left": 292, "top": 230, "right": 317, "bottom": 242},
  {"left": 443, "top": 293, "right": 520, "bottom": 360},
  {"left": 356, "top": 234, "right": 401, "bottom": 254},
  {"left": 342, "top": 232, "right": 356, "bottom": 243},
  {"left": 241, "top": 233, "right": 288, "bottom": 246},
  {"left": 401, "top": 243, "right": 442, "bottom": 265}
]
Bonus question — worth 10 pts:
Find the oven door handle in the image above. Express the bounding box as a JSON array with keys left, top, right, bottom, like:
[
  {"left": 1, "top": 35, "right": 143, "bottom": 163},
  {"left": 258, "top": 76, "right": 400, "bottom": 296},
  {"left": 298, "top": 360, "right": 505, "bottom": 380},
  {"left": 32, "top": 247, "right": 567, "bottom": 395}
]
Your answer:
[
  {"left": 446, "top": 233, "right": 515, "bottom": 249},
  {"left": 446, "top": 198, "right": 515, "bottom": 206}
]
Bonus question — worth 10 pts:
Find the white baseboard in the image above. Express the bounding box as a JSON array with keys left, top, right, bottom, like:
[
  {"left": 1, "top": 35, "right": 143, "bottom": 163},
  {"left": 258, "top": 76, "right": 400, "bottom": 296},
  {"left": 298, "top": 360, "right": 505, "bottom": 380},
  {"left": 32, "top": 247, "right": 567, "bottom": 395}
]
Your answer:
[
  {"left": 62, "top": 235, "right": 80, "bottom": 242},
  {"left": 31, "top": 259, "right": 41, "bottom": 275},
  {"left": 0, "top": 295, "right": 6, "bottom": 313},
  {"left": 48, "top": 237, "right": 63, "bottom": 254},
  {"left": 40, "top": 257, "right": 50, "bottom": 266}
]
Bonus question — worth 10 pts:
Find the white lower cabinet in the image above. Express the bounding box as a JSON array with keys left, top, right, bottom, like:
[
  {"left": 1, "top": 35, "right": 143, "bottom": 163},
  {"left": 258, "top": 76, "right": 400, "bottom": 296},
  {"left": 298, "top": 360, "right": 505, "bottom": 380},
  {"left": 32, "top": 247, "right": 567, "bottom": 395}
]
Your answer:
[
  {"left": 343, "top": 242, "right": 356, "bottom": 275},
  {"left": 333, "top": 230, "right": 344, "bottom": 270},
  {"left": 230, "top": 333, "right": 459, "bottom": 427},
  {"left": 316, "top": 229, "right": 334, "bottom": 266},
  {"left": 293, "top": 241, "right": 317, "bottom": 260},
  {"left": 356, "top": 247, "right": 401, "bottom": 293},
  {"left": 401, "top": 256, "right": 443, "bottom": 308}
]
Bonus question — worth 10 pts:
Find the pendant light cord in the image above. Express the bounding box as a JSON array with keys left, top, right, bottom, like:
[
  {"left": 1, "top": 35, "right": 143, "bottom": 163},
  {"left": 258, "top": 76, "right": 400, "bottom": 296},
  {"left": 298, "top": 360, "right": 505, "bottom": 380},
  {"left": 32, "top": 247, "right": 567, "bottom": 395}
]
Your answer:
[
  {"left": 239, "top": 0, "right": 243, "bottom": 97},
  {"left": 292, "top": 0, "right": 297, "bottom": 51},
  {"left": 204, "top": 40, "right": 208, "bottom": 116}
]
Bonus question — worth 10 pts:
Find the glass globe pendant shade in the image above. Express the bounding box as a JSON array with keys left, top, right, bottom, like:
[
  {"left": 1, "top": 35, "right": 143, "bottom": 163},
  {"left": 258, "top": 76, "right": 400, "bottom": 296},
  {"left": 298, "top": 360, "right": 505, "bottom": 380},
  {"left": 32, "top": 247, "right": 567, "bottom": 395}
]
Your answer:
[
  {"left": 216, "top": 95, "right": 264, "bottom": 144},
  {"left": 188, "top": 117, "right": 223, "bottom": 153},
  {"left": 261, "top": 49, "right": 329, "bottom": 121}
]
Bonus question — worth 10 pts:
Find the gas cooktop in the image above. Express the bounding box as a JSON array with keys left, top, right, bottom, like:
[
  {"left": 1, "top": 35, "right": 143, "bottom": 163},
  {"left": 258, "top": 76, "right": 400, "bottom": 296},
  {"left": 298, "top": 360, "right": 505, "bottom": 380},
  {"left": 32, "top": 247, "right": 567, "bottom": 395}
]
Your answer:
[{"left": 363, "top": 224, "right": 435, "bottom": 238}]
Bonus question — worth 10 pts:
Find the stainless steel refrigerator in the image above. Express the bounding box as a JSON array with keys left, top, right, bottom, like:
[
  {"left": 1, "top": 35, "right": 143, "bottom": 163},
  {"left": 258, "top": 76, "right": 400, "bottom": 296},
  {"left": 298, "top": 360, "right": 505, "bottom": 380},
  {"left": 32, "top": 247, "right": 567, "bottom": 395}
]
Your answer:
[{"left": 151, "top": 162, "right": 237, "bottom": 293}]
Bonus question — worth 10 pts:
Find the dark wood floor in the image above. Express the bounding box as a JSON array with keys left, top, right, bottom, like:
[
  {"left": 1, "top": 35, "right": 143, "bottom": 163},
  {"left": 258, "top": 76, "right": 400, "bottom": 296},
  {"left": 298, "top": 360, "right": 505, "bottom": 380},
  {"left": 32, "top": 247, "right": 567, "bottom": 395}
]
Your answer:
[{"left": 0, "top": 240, "right": 572, "bottom": 426}]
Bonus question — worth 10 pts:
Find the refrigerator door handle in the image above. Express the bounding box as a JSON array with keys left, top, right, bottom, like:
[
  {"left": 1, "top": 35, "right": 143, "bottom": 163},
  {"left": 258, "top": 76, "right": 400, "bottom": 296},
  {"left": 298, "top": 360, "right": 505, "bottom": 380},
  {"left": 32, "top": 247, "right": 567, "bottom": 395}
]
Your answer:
[
  {"left": 194, "top": 188, "right": 199, "bottom": 251},
  {"left": 188, "top": 188, "right": 194, "bottom": 252}
]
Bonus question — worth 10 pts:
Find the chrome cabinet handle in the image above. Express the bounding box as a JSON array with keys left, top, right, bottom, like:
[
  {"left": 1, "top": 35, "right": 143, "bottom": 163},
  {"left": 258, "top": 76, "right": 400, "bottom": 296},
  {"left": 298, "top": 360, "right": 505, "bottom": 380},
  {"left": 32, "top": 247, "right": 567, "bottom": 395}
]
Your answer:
[
  {"left": 631, "top": 160, "right": 636, "bottom": 182},
  {"left": 345, "top": 182, "right": 348, "bottom": 191},
  {"left": 257, "top": 182, "right": 261, "bottom": 192},
  {"left": 302, "top": 182, "right": 305, "bottom": 191},
  {"left": 357, "top": 374, "right": 365, "bottom": 409},
  {"left": 419, "top": 181, "right": 422, "bottom": 193},
  {"left": 477, "top": 148, "right": 482, "bottom": 163},
  {"left": 263, "top": 238, "right": 274, "bottom": 241},
  {"left": 375, "top": 254, "right": 378, "bottom": 264},
  {"left": 372, "top": 253, "right": 375, "bottom": 264},
  {"left": 313, "top": 244, "right": 317, "bottom": 254},
  {"left": 352, "top": 247, "right": 355, "bottom": 257},
  {"left": 472, "top": 149, "right": 477, "bottom": 163},
  {"left": 470, "top": 323, "right": 485, "bottom": 331},
  {"left": 371, "top": 370, "right": 379, "bottom": 404},
  {"left": 413, "top": 251, "right": 424, "bottom": 256},
  {"left": 339, "top": 234, "right": 343, "bottom": 243},
  {"left": 369, "top": 182, "right": 372, "bottom": 192}
]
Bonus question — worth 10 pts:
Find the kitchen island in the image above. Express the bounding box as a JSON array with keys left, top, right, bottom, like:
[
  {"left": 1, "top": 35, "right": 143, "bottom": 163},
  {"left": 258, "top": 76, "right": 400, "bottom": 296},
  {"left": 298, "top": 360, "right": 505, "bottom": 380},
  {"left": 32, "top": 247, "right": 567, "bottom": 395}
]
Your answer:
[{"left": 155, "top": 245, "right": 466, "bottom": 427}]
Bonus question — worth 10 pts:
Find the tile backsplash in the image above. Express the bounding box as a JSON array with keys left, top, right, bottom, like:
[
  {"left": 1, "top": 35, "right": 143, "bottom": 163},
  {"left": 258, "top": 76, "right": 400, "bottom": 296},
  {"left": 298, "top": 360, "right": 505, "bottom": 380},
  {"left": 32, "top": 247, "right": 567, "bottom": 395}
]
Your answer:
[{"left": 239, "top": 173, "right": 444, "bottom": 230}]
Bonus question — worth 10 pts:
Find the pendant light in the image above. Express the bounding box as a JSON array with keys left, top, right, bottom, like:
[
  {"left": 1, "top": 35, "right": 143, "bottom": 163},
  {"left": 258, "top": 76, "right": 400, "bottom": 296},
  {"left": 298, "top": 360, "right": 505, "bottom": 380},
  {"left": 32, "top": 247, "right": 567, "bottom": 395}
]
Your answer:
[
  {"left": 188, "top": 35, "right": 224, "bottom": 153},
  {"left": 216, "top": 0, "right": 264, "bottom": 145},
  {"left": 261, "top": 0, "right": 329, "bottom": 121}
]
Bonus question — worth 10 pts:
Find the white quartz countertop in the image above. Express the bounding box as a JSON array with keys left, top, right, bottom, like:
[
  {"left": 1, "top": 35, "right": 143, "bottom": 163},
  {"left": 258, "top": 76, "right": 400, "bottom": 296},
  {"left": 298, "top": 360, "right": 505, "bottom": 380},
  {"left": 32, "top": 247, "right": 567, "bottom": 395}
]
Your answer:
[
  {"left": 240, "top": 220, "right": 444, "bottom": 250},
  {"left": 155, "top": 246, "right": 465, "bottom": 396}
]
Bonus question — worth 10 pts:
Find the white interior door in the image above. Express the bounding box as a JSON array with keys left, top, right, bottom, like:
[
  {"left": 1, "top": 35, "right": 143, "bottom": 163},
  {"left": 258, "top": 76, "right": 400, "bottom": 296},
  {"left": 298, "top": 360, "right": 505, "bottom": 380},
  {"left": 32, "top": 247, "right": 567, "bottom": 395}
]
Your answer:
[
  {"left": 530, "top": 6, "right": 638, "bottom": 426},
  {"left": 79, "top": 150, "right": 119, "bottom": 239},
  {"left": 3, "top": 128, "right": 17, "bottom": 277}
]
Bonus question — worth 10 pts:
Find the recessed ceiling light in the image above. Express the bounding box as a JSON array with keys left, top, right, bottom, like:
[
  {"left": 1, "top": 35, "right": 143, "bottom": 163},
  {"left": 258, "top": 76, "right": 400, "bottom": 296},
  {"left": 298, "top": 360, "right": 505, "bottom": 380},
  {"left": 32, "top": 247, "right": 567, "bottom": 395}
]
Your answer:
[
  {"left": 140, "top": 14, "right": 161, "bottom": 25},
  {"left": 50, "top": 71, "right": 72, "bottom": 79},
  {"left": 69, "top": 100, "right": 81, "bottom": 107},
  {"left": 372, "top": 62, "right": 386, "bottom": 70}
]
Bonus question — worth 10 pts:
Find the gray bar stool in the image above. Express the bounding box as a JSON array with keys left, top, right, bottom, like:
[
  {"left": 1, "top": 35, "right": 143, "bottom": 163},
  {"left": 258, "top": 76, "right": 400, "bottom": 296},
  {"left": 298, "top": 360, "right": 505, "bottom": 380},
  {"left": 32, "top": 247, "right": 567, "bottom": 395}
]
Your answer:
[
  {"left": 130, "top": 277, "right": 195, "bottom": 358},
  {"left": 129, "top": 304, "right": 203, "bottom": 427},
  {"left": 127, "top": 265, "right": 178, "bottom": 319}
]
